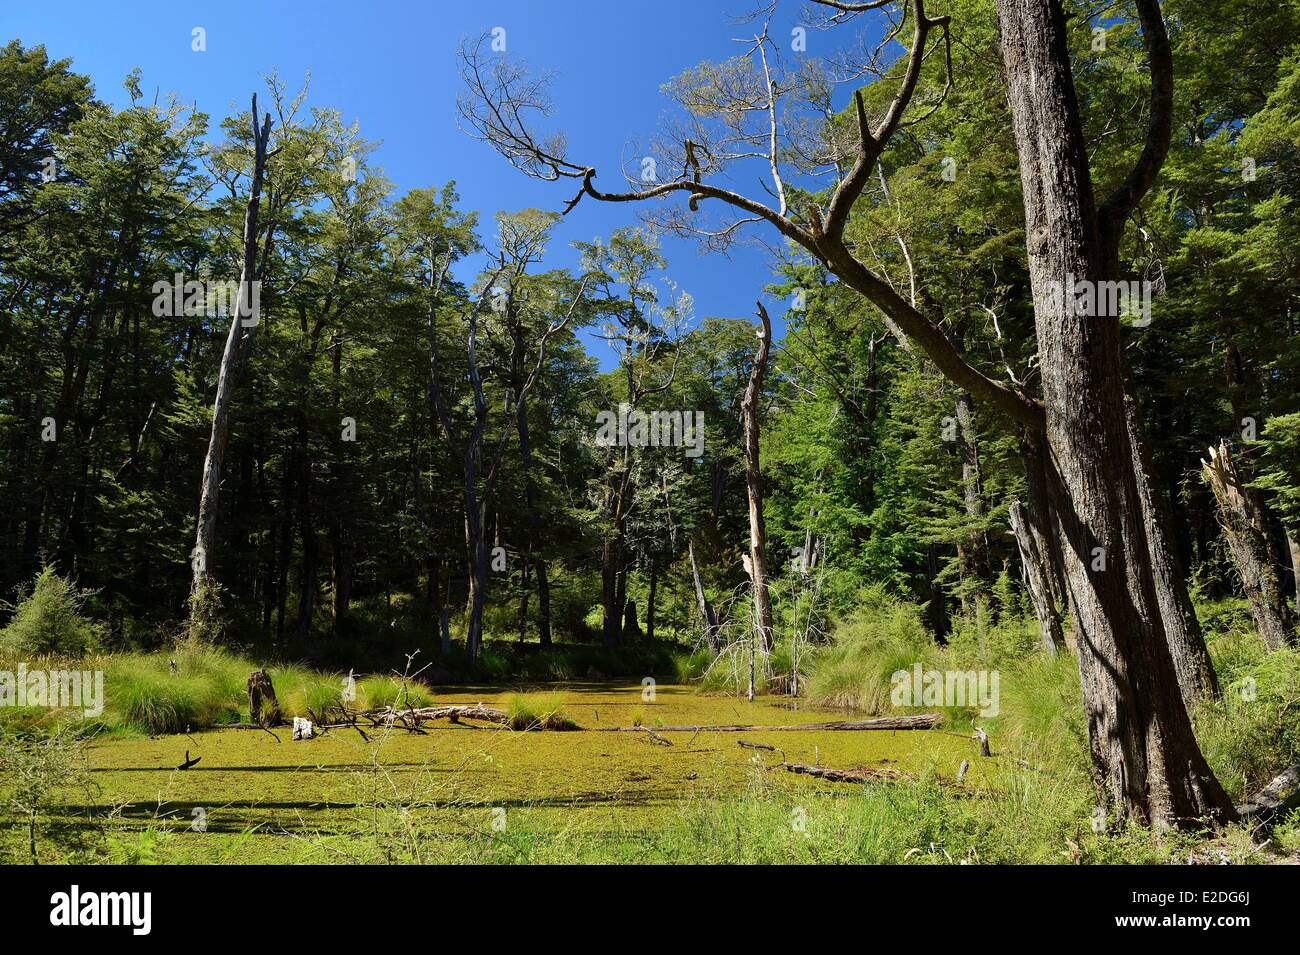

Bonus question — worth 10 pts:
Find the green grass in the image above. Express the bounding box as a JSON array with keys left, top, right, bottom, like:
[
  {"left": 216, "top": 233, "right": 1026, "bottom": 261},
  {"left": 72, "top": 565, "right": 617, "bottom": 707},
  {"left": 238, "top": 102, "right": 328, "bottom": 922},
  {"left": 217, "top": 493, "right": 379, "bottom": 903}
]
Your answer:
[{"left": 503, "top": 692, "right": 578, "bottom": 731}]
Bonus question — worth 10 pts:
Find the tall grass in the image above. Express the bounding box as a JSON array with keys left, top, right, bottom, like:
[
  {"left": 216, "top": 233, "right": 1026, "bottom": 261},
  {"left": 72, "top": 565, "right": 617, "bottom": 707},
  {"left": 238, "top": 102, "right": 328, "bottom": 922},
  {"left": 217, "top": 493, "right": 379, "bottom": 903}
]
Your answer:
[
  {"left": 503, "top": 692, "right": 578, "bottom": 731},
  {"left": 803, "top": 595, "right": 940, "bottom": 712}
]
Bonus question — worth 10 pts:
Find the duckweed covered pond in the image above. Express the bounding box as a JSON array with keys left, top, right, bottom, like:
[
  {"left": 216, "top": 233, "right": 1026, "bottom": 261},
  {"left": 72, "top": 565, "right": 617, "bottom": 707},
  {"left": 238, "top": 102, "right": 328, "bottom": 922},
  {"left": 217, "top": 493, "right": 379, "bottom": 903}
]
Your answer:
[{"left": 59, "top": 683, "right": 994, "bottom": 862}]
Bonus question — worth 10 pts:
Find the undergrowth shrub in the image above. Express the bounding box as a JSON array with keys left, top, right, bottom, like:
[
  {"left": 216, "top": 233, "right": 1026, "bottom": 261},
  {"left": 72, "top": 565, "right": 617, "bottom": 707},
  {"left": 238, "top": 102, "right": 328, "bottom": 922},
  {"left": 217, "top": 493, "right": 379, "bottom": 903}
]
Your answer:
[{"left": 0, "top": 566, "right": 104, "bottom": 656}]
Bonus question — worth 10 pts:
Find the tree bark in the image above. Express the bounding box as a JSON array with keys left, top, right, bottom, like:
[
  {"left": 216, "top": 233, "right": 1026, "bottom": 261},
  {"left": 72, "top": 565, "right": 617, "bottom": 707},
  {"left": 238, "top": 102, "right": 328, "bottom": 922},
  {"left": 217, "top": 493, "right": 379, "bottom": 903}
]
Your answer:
[
  {"left": 510, "top": 311, "right": 553, "bottom": 646},
  {"left": 646, "top": 559, "right": 657, "bottom": 642},
  {"left": 622, "top": 598, "right": 641, "bottom": 640},
  {"left": 742, "top": 303, "right": 774, "bottom": 652},
  {"left": 190, "top": 98, "right": 272, "bottom": 639},
  {"left": 996, "top": 0, "right": 1234, "bottom": 827},
  {"left": 1009, "top": 500, "right": 1066, "bottom": 655},
  {"left": 1126, "top": 390, "right": 1219, "bottom": 702},
  {"left": 1202, "top": 441, "right": 1296, "bottom": 649},
  {"left": 955, "top": 391, "right": 991, "bottom": 611},
  {"left": 688, "top": 538, "right": 721, "bottom": 651}
]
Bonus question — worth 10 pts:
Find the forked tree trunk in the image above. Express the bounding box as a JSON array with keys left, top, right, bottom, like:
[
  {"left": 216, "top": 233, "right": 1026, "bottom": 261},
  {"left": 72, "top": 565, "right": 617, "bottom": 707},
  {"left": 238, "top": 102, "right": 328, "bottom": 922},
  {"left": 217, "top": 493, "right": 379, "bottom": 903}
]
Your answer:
[
  {"left": 190, "top": 98, "right": 272, "bottom": 637},
  {"left": 996, "top": 0, "right": 1234, "bottom": 828},
  {"left": 742, "top": 303, "right": 774, "bottom": 652},
  {"left": 1202, "top": 441, "right": 1296, "bottom": 649}
]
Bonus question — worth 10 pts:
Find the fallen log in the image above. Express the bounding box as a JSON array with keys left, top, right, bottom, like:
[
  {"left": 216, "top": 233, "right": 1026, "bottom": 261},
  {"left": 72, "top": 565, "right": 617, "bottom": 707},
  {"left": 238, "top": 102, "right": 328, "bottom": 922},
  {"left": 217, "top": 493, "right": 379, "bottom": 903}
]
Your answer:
[
  {"left": 227, "top": 707, "right": 942, "bottom": 736},
  {"left": 594, "top": 714, "right": 940, "bottom": 733},
  {"left": 781, "top": 762, "right": 907, "bottom": 784},
  {"left": 357, "top": 703, "right": 510, "bottom": 727},
  {"left": 1236, "top": 764, "right": 1300, "bottom": 835}
]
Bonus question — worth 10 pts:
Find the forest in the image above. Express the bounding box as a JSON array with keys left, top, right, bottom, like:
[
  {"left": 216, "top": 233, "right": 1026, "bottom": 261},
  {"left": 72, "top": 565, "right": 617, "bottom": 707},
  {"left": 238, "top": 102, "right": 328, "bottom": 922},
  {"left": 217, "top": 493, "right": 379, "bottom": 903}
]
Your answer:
[{"left": 1, "top": 0, "right": 1300, "bottom": 870}]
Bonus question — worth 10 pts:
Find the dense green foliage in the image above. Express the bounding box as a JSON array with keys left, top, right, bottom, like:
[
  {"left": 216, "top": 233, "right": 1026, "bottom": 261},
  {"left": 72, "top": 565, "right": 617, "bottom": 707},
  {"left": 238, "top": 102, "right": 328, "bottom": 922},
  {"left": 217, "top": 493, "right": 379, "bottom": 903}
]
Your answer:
[{"left": 3, "top": 0, "right": 1299, "bottom": 675}]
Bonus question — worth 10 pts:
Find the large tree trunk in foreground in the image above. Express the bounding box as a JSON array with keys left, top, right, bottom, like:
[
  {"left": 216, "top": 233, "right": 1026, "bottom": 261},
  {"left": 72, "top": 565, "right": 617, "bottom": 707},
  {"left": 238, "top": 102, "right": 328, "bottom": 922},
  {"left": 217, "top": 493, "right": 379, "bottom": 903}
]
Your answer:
[
  {"left": 1202, "top": 441, "right": 1296, "bottom": 649},
  {"left": 742, "top": 303, "right": 774, "bottom": 652},
  {"left": 190, "top": 98, "right": 272, "bottom": 638},
  {"left": 1126, "top": 392, "right": 1219, "bottom": 703},
  {"left": 997, "top": 0, "right": 1233, "bottom": 828}
]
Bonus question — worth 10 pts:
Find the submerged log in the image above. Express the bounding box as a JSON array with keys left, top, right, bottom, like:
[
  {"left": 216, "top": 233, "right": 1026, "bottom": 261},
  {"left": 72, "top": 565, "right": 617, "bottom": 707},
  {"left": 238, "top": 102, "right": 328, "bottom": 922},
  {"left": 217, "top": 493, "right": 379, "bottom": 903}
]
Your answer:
[
  {"left": 359, "top": 703, "right": 509, "bottom": 726},
  {"left": 231, "top": 704, "right": 941, "bottom": 736},
  {"left": 781, "top": 762, "right": 906, "bottom": 784},
  {"left": 594, "top": 714, "right": 941, "bottom": 733}
]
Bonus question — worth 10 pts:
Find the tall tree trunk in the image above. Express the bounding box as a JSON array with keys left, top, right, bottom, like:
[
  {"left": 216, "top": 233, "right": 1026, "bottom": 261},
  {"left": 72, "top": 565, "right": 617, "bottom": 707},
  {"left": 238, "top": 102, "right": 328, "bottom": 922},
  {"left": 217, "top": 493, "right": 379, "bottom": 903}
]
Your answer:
[
  {"left": 329, "top": 331, "right": 352, "bottom": 634},
  {"left": 646, "top": 559, "right": 657, "bottom": 642},
  {"left": 601, "top": 547, "right": 620, "bottom": 647},
  {"left": 996, "top": 0, "right": 1234, "bottom": 827},
  {"left": 190, "top": 98, "right": 272, "bottom": 640},
  {"left": 622, "top": 597, "right": 641, "bottom": 640},
  {"left": 536, "top": 561, "right": 551, "bottom": 647},
  {"left": 1202, "top": 441, "right": 1296, "bottom": 649},
  {"left": 955, "top": 391, "right": 991, "bottom": 611},
  {"left": 1288, "top": 533, "right": 1300, "bottom": 600},
  {"left": 614, "top": 566, "right": 629, "bottom": 638},
  {"left": 1013, "top": 428, "right": 1066, "bottom": 657},
  {"left": 688, "top": 538, "right": 721, "bottom": 651},
  {"left": 515, "top": 386, "right": 551, "bottom": 645},
  {"left": 1126, "top": 390, "right": 1219, "bottom": 703},
  {"left": 295, "top": 423, "right": 317, "bottom": 650},
  {"left": 274, "top": 446, "right": 294, "bottom": 648},
  {"left": 742, "top": 303, "right": 775, "bottom": 652},
  {"left": 463, "top": 471, "right": 486, "bottom": 664}
]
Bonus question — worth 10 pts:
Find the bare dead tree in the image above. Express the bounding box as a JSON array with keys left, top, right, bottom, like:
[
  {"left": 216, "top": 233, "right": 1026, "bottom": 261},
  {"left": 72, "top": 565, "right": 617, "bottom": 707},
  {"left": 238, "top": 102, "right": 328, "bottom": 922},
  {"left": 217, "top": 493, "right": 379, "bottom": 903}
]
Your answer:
[
  {"left": 189, "top": 95, "right": 273, "bottom": 641},
  {"left": 741, "top": 302, "right": 774, "bottom": 653}
]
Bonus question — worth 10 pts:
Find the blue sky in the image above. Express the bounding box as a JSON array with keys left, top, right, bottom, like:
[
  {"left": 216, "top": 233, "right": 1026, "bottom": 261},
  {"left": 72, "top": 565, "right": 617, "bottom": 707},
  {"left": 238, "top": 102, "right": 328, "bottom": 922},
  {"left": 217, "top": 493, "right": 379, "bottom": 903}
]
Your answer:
[{"left": 6, "top": 0, "right": 878, "bottom": 366}]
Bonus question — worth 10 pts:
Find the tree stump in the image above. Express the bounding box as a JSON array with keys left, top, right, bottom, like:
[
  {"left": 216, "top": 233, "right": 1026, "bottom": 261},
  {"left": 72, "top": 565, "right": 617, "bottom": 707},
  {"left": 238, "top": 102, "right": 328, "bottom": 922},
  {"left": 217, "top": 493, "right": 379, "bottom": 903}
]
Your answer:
[{"left": 247, "top": 670, "right": 281, "bottom": 725}]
